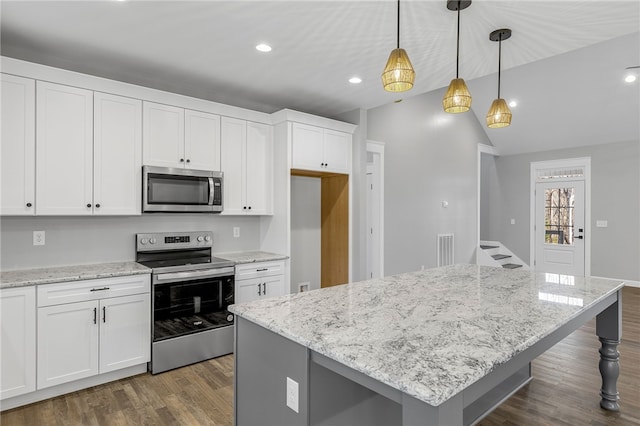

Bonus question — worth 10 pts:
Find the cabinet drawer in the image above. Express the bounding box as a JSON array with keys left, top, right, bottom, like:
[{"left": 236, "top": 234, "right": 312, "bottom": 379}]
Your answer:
[
  {"left": 235, "top": 260, "right": 284, "bottom": 281},
  {"left": 37, "top": 274, "right": 150, "bottom": 307}
]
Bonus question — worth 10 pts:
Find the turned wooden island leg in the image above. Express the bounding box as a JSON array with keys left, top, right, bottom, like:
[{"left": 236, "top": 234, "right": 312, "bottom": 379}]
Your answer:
[{"left": 595, "top": 290, "right": 622, "bottom": 412}]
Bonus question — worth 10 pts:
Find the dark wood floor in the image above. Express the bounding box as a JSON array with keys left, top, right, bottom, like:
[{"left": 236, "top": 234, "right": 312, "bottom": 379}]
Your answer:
[{"left": 2, "top": 286, "right": 639, "bottom": 426}]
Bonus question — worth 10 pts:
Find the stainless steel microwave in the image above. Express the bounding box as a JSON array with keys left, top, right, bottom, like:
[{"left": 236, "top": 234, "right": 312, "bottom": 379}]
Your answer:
[{"left": 143, "top": 166, "right": 223, "bottom": 213}]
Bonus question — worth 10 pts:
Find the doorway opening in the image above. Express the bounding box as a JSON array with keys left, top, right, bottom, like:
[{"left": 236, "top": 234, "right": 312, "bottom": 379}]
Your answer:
[{"left": 366, "top": 141, "right": 385, "bottom": 280}]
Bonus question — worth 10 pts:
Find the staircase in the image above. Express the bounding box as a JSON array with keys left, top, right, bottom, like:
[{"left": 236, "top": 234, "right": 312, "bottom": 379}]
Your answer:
[{"left": 477, "top": 241, "right": 529, "bottom": 270}]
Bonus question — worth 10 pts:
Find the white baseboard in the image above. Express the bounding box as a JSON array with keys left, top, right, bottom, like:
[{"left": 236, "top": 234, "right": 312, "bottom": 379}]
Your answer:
[{"left": 591, "top": 276, "right": 640, "bottom": 288}]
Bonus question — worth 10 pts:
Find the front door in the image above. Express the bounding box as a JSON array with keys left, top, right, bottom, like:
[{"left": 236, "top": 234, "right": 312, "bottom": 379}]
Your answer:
[{"left": 535, "top": 180, "right": 585, "bottom": 275}]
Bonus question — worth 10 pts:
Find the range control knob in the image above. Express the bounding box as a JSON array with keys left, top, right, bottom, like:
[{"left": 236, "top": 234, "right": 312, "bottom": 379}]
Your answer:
[
  {"left": 149, "top": 238, "right": 157, "bottom": 244},
  {"left": 140, "top": 238, "right": 148, "bottom": 245},
  {"left": 197, "top": 235, "right": 204, "bottom": 242},
  {"left": 205, "top": 235, "right": 212, "bottom": 242}
]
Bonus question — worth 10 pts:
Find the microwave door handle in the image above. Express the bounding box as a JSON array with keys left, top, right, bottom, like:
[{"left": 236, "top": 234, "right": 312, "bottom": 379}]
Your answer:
[{"left": 208, "top": 177, "right": 214, "bottom": 206}]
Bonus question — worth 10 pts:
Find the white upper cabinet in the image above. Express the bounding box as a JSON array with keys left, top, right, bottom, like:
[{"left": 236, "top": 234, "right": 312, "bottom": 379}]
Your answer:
[
  {"left": 142, "top": 102, "right": 184, "bottom": 168},
  {"left": 36, "top": 81, "right": 94, "bottom": 215},
  {"left": 1, "top": 74, "right": 36, "bottom": 215},
  {"left": 221, "top": 117, "right": 273, "bottom": 215},
  {"left": 143, "top": 101, "right": 221, "bottom": 171},
  {"left": 291, "top": 122, "right": 351, "bottom": 174},
  {"left": 185, "top": 109, "right": 221, "bottom": 171},
  {"left": 93, "top": 92, "right": 142, "bottom": 215}
]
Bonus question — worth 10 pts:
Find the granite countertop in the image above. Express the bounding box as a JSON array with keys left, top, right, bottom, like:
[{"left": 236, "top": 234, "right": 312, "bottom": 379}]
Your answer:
[
  {"left": 0, "top": 262, "right": 151, "bottom": 289},
  {"left": 229, "top": 264, "right": 624, "bottom": 407},
  {"left": 215, "top": 250, "right": 288, "bottom": 264}
]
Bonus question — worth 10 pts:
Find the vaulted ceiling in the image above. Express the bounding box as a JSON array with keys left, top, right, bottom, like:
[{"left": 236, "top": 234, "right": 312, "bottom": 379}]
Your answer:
[{"left": 2, "top": 1, "right": 638, "bottom": 155}]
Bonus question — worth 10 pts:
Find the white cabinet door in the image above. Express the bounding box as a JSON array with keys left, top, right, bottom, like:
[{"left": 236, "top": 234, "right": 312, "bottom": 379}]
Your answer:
[
  {"left": 36, "top": 81, "right": 93, "bottom": 215},
  {"left": 99, "top": 293, "right": 150, "bottom": 374},
  {"left": 0, "top": 287, "right": 36, "bottom": 399},
  {"left": 1, "top": 74, "right": 36, "bottom": 215},
  {"left": 93, "top": 92, "right": 142, "bottom": 215},
  {"left": 245, "top": 122, "right": 272, "bottom": 215},
  {"left": 185, "top": 109, "right": 221, "bottom": 171},
  {"left": 221, "top": 117, "right": 246, "bottom": 215},
  {"left": 291, "top": 122, "right": 323, "bottom": 171},
  {"left": 37, "top": 300, "right": 99, "bottom": 389},
  {"left": 236, "top": 277, "right": 263, "bottom": 304},
  {"left": 322, "top": 129, "right": 351, "bottom": 174},
  {"left": 262, "top": 274, "right": 285, "bottom": 299},
  {"left": 142, "top": 102, "right": 184, "bottom": 168}
]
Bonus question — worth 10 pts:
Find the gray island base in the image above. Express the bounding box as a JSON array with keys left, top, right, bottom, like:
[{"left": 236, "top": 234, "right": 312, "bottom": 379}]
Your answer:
[{"left": 230, "top": 265, "right": 623, "bottom": 426}]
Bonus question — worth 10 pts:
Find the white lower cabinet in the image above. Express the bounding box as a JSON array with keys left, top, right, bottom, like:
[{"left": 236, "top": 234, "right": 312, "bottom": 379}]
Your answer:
[
  {"left": 36, "top": 275, "right": 150, "bottom": 390},
  {"left": 235, "top": 260, "right": 285, "bottom": 304},
  {"left": 0, "top": 287, "right": 36, "bottom": 399}
]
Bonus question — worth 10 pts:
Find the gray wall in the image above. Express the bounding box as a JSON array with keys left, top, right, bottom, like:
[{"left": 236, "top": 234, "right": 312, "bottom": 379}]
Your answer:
[
  {"left": 1, "top": 214, "right": 261, "bottom": 270},
  {"left": 486, "top": 140, "right": 640, "bottom": 281},
  {"left": 479, "top": 153, "right": 497, "bottom": 241},
  {"left": 290, "top": 176, "right": 321, "bottom": 291},
  {"left": 367, "top": 88, "right": 491, "bottom": 276}
]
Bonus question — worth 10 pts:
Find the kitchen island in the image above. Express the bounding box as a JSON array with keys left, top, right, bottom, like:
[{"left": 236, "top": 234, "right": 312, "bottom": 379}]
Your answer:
[{"left": 229, "top": 264, "right": 623, "bottom": 426}]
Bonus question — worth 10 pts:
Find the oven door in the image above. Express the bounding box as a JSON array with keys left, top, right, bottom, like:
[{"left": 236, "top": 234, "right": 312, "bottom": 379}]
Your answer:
[
  {"left": 143, "top": 166, "right": 223, "bottom": 213},
  {"left": 152, "top": 268, "right": 234, "bottom": 342}
]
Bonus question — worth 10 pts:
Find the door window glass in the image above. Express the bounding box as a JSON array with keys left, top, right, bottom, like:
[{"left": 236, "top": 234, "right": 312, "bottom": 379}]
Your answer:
[{"left": 544, "top": 187, "right": 575, "bottom": 245}]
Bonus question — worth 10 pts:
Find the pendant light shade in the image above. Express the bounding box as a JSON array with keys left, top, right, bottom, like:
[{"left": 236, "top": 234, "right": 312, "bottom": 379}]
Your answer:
[
  {"left": 382, "top": 48, "right": 415, "bottom": 92},
  {"left": 486, "top": 98, "right": 512, "bottom": 128},
  {"left": 382, "top": 0, "right": 415, "bottom": 92},
  {"left": 443, "top": 0, "right": 472, "bottom": 113},
  {"left": 486, "top": 28, "right": 512, "bottom": 128}
]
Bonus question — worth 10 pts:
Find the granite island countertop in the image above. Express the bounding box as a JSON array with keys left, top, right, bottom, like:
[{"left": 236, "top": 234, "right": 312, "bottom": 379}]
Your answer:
[
  {"left": 215, "top": 250, "right": 288, "bottom": 264},
  {"left": 0, "top": 262, "right": 151, "bottom": 289},
  {"left": 229, "top": 264, "right": 625, "bottom": 407}
]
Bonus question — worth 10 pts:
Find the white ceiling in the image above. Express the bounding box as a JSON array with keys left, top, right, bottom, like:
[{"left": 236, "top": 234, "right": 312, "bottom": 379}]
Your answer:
[{"left": 1, "top": 1, "right": 639, "bottom": 155}]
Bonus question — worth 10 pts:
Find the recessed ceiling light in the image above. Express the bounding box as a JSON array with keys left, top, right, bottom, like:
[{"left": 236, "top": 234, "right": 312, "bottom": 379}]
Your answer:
[
  {"left": 624, "top": 74, "right": 637, "bottom": 83},
  {"left": 255, "top": 44, "right": 272, "bottom": 53},
  {"left": 509, "top": 100, "right": 518, "bottom": 108},
  {"left": 348, "top": 77, "right": 362, "bottom": 84}
]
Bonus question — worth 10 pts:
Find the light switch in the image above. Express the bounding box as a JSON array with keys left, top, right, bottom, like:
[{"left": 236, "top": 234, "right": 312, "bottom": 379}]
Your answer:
[
  {"left": 596, "top": 220, "right": 608, "bottom": 228},
  {"left": 510, "top": 219, "right": 516, "bottom": 225}
]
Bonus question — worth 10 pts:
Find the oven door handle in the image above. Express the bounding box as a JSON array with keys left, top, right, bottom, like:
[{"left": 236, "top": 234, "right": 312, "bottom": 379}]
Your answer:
[{"left": 155, "top": 267, "right": 235, "bottom": 282}]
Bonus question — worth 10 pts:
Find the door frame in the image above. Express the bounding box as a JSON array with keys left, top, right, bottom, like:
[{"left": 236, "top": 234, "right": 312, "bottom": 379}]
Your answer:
[
  {"left": 530, "top": 157, "right": 591, "bottom": 275},
  {"left": 366, "top": 140, "right": 385, "bottom": 279}
]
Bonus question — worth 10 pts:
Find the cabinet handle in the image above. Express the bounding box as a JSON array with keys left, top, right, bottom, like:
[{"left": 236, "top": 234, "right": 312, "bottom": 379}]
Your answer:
[
  {"left": 243, "top": 206, "right": 247, "bottom": 210},
  {"left": 180, "top": 158, "right": 185, "bottom": 162},
  {"left": 26, "top": 202, "right": 32, "bottom": 207},
  {"left": 248, "top": 206, "right": 252, "bottom": 210},
  {"left": 90, "top": 287, "right": 110, "bottom": 292},
  {"left": 257, "top": 283, "right": 262, "bottom": 296},
  {"left": 93, "top": 307, "right": 97, "bottom": 324},
  {"left": 256, "top": 268, "right": 268, "bottom": 272},
  {"left": 86, "top": 203, "right": 92, "bottom": 208},
  {"left": 262, "top": 283, "right": 266, "bottom": 295},
  {"left": 103, "top": 306, "right": 106, "bottom": 323},
  {"left": 186, "top": 159, "right": 191, "bottom": 163},
  {"left": 95, "top": 203, "right": 101, "bottom": 208}
]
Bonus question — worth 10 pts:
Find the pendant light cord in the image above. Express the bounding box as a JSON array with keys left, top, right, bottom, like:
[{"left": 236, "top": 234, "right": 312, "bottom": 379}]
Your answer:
[
  {"left": 396, "top": 0, "right": 400, "bottom": 49},
  {"left": 456, "top": 2, "right": 461, "bottom": 78},
  {"left": 497, "top": 33, "right": 502, "bottom": 99}
]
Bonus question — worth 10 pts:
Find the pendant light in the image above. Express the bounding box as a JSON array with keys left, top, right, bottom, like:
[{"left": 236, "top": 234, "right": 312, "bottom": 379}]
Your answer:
[
  {"left": 442, "top": 0, "right": 472, "bottom": 113},
  {"left": 486, "top": 28, "right": 512, "bottom": 128},
  {"left": 382, "top": 0, "right": 415, "bottom": 92}
]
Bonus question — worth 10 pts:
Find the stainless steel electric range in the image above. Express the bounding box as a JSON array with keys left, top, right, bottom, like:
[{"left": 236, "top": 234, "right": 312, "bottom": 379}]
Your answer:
[{"left": 136, "top": 231, "right": 235, "bottom": 374}]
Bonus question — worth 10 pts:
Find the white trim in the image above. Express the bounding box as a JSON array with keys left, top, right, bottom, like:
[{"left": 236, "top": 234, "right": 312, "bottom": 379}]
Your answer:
[
  {"left": 478, "top": 143, "right": 500, "bottom": 156},
  {"left": 366, "top": 140, "right": 385, "bottom": 279},
  {"left": 530, "top": 157, "right": 591, "bottom": 276},
  {"left": 590, "top": 276, "right": 640, "bottom": 289},
  {"left": 271, "top": 108, "right": 357, "bottom": 133}
]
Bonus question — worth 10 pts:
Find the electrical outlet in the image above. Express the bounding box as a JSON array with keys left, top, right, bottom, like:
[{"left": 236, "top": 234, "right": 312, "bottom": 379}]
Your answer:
[
  {"left": 596, "top": 220, "right": 608, "bottom": 228},
  {"left": 33, "top": 230, "right": 45, "bottom": 246},
  {"left": 510, "top": 218, "right": 516, "bottom": 225},
  {"left": 286, "top": 377, "right": 299, "bottom": 413},
  {"left": 233, "top": 227, "right": 240, "bottom": 238},
  {"left": 298, "top": 282, "right": 310, "bottom": 293}
]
